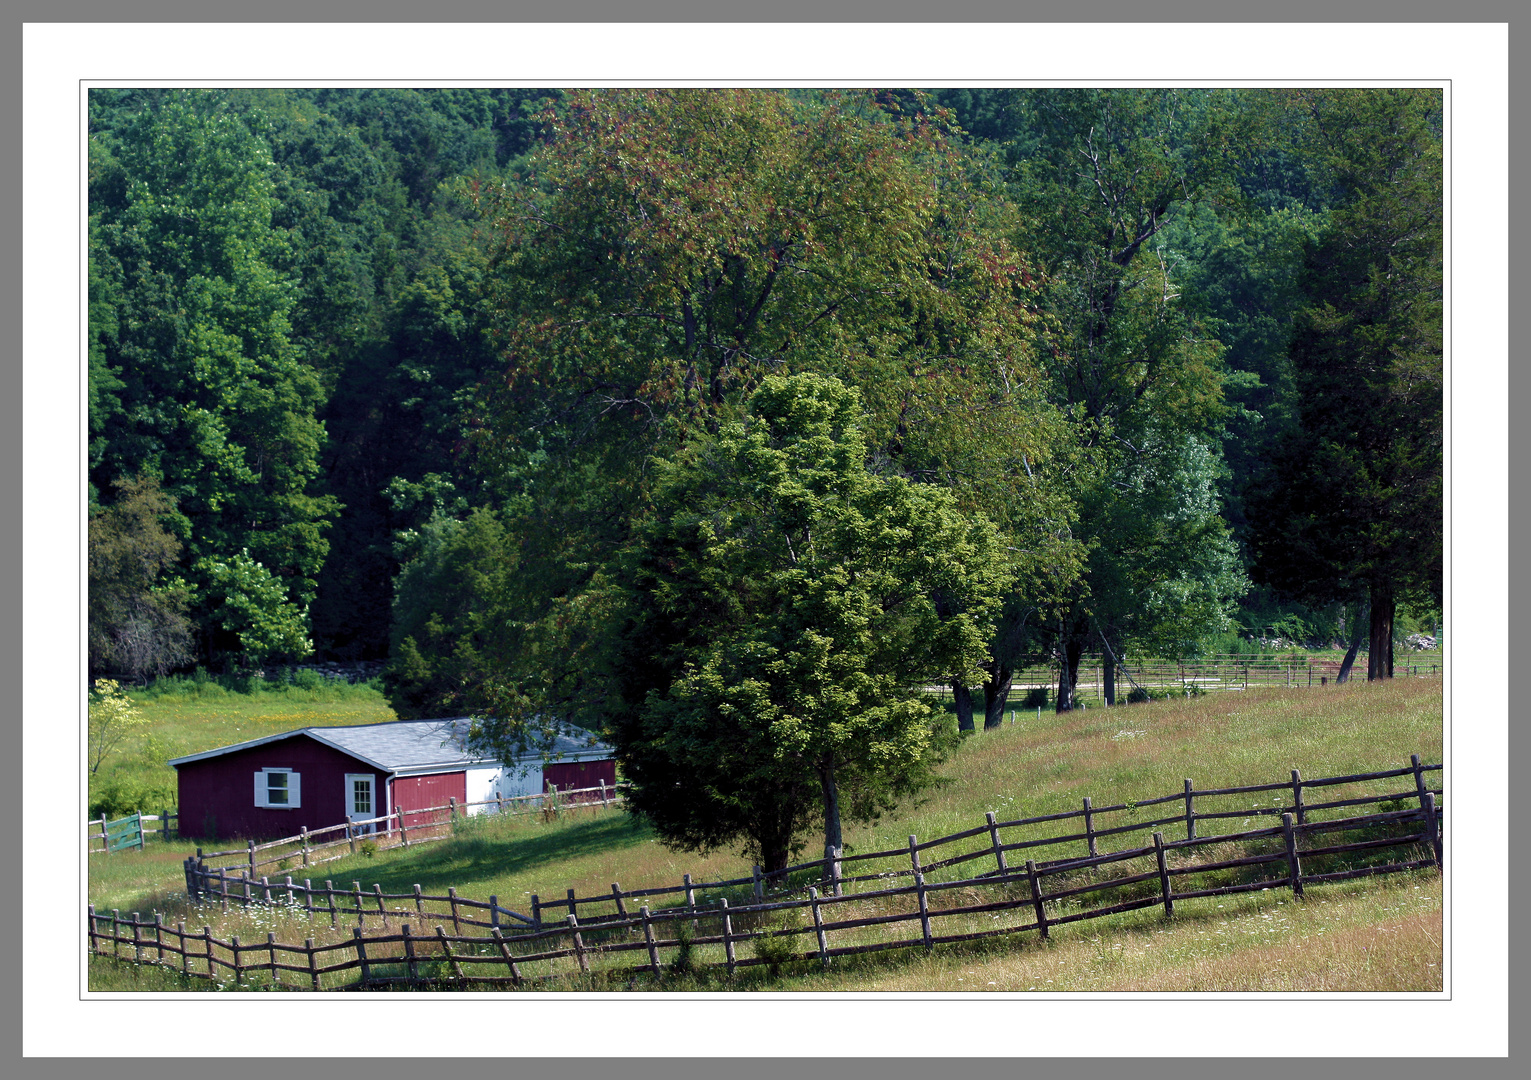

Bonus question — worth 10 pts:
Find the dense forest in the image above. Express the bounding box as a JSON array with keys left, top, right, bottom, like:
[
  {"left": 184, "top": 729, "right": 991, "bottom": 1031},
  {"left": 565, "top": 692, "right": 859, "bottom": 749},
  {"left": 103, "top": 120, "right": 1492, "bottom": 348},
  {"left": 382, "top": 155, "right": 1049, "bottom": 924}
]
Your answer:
[{"left": 87, "top": 87, "right": 1442, "bottom": 719}]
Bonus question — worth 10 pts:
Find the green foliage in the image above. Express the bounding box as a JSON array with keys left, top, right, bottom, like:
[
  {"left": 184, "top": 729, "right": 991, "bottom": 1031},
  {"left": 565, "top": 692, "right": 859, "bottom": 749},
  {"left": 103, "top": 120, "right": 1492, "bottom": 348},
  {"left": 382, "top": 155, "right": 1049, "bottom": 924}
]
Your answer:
[
  {"left": 88, "top": 90, "right": 337, "bottom": 670},
  {"left": 88, "top": 473, "right": 194, "bottom": 681},
  {"left": 89, "top": 772, "right": 177, "bottom": 821},
  {"left": 195, "top": 550, "right": 313, "bottom": 665},
  {"left": 1247, "top": 90, "right": 1442, "bottom": 677},
  {"left": 88, "top": 679, "right": 151, "bottom": 775},
  {"left": 606, "top": 374, "right": 1011, "bottom": 873}
]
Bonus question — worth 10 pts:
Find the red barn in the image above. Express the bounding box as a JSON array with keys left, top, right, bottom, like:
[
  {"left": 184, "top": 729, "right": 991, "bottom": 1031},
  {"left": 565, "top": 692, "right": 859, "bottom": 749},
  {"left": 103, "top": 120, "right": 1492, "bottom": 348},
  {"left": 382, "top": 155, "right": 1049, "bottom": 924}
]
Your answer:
[{"left": 169, "top": 718, "right": 616, "bottom": 842}]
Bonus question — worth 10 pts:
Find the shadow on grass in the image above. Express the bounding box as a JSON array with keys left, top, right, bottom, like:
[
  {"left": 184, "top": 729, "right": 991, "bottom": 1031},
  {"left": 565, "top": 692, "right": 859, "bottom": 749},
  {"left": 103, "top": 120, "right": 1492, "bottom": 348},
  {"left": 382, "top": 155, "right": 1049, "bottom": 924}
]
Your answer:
[{"left": 316, "top": 811, "right": 655, "bottom": 901}]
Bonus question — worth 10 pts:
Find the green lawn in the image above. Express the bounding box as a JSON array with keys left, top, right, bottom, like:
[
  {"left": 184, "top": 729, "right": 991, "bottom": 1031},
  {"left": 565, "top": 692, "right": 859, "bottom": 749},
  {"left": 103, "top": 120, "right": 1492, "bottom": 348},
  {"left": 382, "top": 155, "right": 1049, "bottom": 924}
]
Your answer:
[{"left": 88, "top": 676, "right": 1442, "bottom": 992}]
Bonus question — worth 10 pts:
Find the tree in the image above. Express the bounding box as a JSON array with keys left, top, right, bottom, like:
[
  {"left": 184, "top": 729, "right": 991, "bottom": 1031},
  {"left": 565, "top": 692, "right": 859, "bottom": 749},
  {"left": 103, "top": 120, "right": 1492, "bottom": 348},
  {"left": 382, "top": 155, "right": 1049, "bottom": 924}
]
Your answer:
[
  {"left": 1248, "top": 90, "right": 1442, "bottom": 680},
  {"left": 604, "top": 374, "right": 1010, "bottom": 875},
  {"left": 88, "top": 473, "right": 193, "bottom": 682},
  {"left": 999, "top": 89, "right": 1254, "bottom": 705},
  {"left": 442, "top": 88, "right": 1072, "bottom": 735},
  {"left": 88, "top": 679, "right": 150, "bottom": 775},
  {"left": 88, "top": 91, "right": 336, "bottom": 669}
]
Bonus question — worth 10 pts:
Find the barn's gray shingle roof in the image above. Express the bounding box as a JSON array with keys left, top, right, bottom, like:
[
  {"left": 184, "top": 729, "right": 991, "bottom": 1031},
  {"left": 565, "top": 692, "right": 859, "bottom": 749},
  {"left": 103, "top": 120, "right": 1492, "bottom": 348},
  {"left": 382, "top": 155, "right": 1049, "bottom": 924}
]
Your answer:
[{"left": 168, "top": 718, "right": 612, "bottom": 772}]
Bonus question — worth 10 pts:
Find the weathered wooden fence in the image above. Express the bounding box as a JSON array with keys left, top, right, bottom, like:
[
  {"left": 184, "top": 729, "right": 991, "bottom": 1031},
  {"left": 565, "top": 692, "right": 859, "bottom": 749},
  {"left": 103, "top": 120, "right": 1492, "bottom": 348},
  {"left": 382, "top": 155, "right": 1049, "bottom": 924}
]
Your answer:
[
  {"left": 973, "top": 654, "right": 1443, "bottom": 711},
  {"left": 93, "top": 756, "right": 1442, "bottom": 990},
  {"left": 88, "top": 810, "right": 178, "bottom": 853},
  {"left": 190, "top": 781, "right": 623, "bottom": 882}
]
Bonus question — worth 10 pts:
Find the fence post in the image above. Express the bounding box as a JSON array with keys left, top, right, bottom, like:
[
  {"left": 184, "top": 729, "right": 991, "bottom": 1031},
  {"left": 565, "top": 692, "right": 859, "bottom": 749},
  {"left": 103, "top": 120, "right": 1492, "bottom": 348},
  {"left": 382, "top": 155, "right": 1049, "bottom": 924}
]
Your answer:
[
  {"left": 684, "top": 874, "right": 697, "bottom": 930},
  {"left": 397, "top": 807, "right": 408, "bottom": 846},
  {"left": 490, "top": 895, "right": 500, "bottom": 931},
  {"left": 97, "top": 817, "right": 109, "bottom": 855},
  {"left": 436, "top": 926, "right": 464, "bottom": 982},
  {"left": 448, "top": 797, "right": 457, "bottom": 826},
  {"left": 567, "top": 914, "right": 589, "bottom": 975},
  {"left": 986, "top": 811, "right": 1009, "bottom": 877},
  {"left": 448, "top": 887, "right": 461, "bottom": 934},
  {"left": 909, "top": 836, "right": 932, "bottom": 952},
  {"left": 306, "top": 938, "right": 320, "bottom": 990},
  {"left": 1025, "top": 860, "right": 1048, "bottom": 940},
  {"left": 300, "top": 826, "right": 310, "bottom": 868},
  {"left": 1083, "top": 797, "right": 1097, "bottom": 858},
  {"left": 261, "top": 876, "right": 273, "bottom": 905},
  {"left": 809, "top": 887, "right": 829, "bottom": 969},
  {"left": 1153, "top": 832, "right": 1174, "bottom": 917},
  {"left": 719, "top": 898, "right": 736, "bottom": 977},
  {"left": 109, "top": 910, "right": 120, "bottom": 958},
  {"left": 303, "top": 879, "right": 314, "bottom": 921},
  {"left": 491, "top": 927, "right": 523, "bottom": 986},
  {"left": 353, "top": 928, "right": 370, "bottom": 985},
  {"left": 1422, "top": 792, "right": 1443, "bottom": 869},
  {"left": 402, "top": 923, "right": 418, "bottom": 984},
  {"left": 412, "top": 883, "right": 424, "bottom": 916},
  {"left": 752, "top": 865, "right": 764, "bottom": 901},
  {"left": 353, "top": 882, "right": 364, "bottom": 926},
  {"left": 1290, "top": 770, "right": 1307, "bottom": 825},
  {"left": 529, "top": 894, "right": 539, "bottom": 930},
  {"left": 86, "top": 905, "right": 98, "bottom": 955},
  {"left": 1281, "top": 813, "right": 1305, "bottom": 898},
  {"left": 1410, "top": 754, "right": 1429, "bottom": 812},
  {"left": 347, "top": 816, "right": 357, "bottom": 855},
  {"left": 135, "top": 811, "right": 145, "bottom": 851},
  {"left": 179, "top": 922, "right": 190, "bottom": 979},
  {"left": 566, "top": 888, "right": 578, "bottom": 920},
  {"left": 325, "top": 881, "right": 337, "bottom": 927},
  {"left": 247, "top": 839, "right": 255, "bottom": 879},
  {"left": 1183, "top": 780, "right": 1196, "bottom": 842},
  {"left": 611, "top": 883, "right": 628, "bottom": 920},
  {"left": 373, "top": 884, "right": 388, "bottom": 928},
  {"left": 267, "top": 932, "right": 279, "bottom": 985},
  {"left": 599, "top": 779, "right": 608, "bottom": 807},
  {"left": 641, "top": 905, "right": 661, "bottom": 976},
  {"left": 830, "top": 845, "right": 844, "bottom": 897}
]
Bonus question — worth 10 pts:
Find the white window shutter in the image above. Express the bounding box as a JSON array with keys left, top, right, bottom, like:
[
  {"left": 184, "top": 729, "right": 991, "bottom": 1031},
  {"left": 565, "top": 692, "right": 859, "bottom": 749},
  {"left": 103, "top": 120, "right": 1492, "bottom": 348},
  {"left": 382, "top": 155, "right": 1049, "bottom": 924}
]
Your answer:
[
  {"left": 255, "top": 771, "right": 266, "bottom": 808},
  {"left": 289, "top": 772, "right": 301, "bottom": 808}
]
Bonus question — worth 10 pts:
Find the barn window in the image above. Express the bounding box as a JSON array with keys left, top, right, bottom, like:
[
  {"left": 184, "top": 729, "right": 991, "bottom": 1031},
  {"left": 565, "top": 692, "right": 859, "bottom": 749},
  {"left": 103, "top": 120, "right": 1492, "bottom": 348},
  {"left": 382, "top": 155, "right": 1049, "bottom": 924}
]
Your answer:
[{"left": 255, "top": 768, "right": 301, "bottom": 809}]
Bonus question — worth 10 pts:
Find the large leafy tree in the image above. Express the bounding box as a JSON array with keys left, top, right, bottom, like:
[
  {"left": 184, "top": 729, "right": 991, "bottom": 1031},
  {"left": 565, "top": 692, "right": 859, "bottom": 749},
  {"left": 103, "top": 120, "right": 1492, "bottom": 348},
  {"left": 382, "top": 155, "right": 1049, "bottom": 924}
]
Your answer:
[
  {"left": 384, "top": 88, "right": 1073, "bottom": 722},
  {"left": 89, "top": 91, "right": 336, "bottom": 667},
  {"left": 1248, "top": 89, "right": 1443, "bottom": 680},
  {"left": 605, "top": 374, "right": 1010, "bottom": 875},
  {"left": 1000, "top": 89, "right": 1252, "bottom": 706}
]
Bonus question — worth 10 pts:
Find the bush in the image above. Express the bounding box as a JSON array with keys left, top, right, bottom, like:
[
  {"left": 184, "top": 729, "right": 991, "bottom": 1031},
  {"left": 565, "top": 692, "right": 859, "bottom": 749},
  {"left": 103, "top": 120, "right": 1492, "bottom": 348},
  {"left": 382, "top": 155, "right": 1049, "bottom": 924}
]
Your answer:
[
  {"left": 1021, "top": 686, "right": 1049, "bottom": 710},
  {"left": 89, "top": 773, "right": 176, "bottom": 820}
]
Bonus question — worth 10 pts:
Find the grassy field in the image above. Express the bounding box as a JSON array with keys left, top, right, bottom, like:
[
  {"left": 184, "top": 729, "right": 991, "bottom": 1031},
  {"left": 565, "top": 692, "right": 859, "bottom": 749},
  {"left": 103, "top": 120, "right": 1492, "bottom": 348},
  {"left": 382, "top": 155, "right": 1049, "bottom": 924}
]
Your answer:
[{"left": 87, "top": 675, "right": 1443, "bottom": 992}]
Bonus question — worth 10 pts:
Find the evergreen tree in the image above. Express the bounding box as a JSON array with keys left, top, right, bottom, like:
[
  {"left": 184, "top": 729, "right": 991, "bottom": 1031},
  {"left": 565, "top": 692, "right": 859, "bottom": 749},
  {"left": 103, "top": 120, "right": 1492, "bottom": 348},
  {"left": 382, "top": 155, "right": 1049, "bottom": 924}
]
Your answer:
[{"left": 1248, "top": 90, "right": 1443, "bottom": 680}]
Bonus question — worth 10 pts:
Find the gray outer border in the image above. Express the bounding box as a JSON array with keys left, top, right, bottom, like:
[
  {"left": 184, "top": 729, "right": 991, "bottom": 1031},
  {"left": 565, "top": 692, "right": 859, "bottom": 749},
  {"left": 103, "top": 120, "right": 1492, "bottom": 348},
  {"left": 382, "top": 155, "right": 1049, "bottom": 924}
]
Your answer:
[{"left": 15, "top": 2, "right": 1514, "bottom": 1080}]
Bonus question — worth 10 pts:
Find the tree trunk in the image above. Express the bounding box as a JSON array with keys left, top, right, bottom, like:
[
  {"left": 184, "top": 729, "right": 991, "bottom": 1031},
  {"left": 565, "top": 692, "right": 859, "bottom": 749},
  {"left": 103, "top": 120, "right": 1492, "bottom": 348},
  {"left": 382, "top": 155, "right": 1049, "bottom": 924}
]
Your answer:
[
  {"left": 1336, "top": 600, "right": 1368, "bottom": 683},
  {"left": 1056, "top": 637, "right": 1084, "bottom": 712},
  {"left": 1368, "top": 583, "right": 1395, "bottom": 681},
  {"left": 1102, "top": 653, "right": 1117, "bottom": 706},
  {"left": 952, "top": 681, "right": 975, "bottom": 733},
  {"left": 982, "top": 662, "right": 1013, "bottom": 730},
  {"left": 819, "top": 761, "right": 843, "bottom": 868}
]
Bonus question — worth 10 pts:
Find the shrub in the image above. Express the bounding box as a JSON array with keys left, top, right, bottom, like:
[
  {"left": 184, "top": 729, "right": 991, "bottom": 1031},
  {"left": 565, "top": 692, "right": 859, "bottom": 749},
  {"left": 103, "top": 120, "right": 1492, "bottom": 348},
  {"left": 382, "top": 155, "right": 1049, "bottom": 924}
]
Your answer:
[{"left": 1021, "top": 686, "right": 1049, "bottom": 710}]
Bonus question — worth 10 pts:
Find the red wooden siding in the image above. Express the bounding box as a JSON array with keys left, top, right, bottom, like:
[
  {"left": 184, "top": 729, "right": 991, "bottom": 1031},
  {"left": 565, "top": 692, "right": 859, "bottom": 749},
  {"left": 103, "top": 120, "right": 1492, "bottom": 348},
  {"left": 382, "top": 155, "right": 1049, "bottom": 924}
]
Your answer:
[
  {"left": 390, "top": 771, "right": 467, "bottom": 827},
  {"left": 543, "top": 758, "right": 617, "bottom": 801},
  {"left": 176, "top": 735, "right": 377, "bottom": 842}
]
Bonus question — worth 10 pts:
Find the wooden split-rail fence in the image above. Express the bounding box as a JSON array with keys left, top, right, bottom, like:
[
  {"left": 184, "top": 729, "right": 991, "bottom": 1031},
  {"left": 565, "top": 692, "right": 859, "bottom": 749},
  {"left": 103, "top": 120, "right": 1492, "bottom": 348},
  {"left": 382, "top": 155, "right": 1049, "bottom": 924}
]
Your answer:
[
  {"left": 91, "top": 755, "right": 1442, "bottom": 990},
  {"left": 189, "top": 781, "right": 623, "bottom": 882}
]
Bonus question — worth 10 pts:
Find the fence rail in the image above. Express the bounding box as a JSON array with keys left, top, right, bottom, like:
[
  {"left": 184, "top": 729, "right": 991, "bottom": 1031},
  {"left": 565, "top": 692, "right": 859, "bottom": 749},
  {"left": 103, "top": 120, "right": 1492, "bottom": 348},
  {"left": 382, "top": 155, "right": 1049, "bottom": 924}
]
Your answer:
[
  {"left": 94, "top": 755, "right": 1442, "bottom": 990},
  {"left": 973, "top": 653, "right": 1442, "bottom": 710},
  {"left": 88, "top": 810, "right": 178, "bottom": 853}
]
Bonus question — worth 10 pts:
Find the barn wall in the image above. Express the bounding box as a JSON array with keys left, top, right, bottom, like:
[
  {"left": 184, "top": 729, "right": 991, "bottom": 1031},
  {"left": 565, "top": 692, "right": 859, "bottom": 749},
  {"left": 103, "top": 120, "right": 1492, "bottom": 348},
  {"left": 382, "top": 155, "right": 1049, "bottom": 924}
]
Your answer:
[
  {"left": 390, "top": 771, "right": 467, "bottom": 826},
  {"left": 543, "top": 758, "right": 617, "bottom": 800},
  {"left": 176, "top": 736, "right": 376, "bottom": 842}
]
